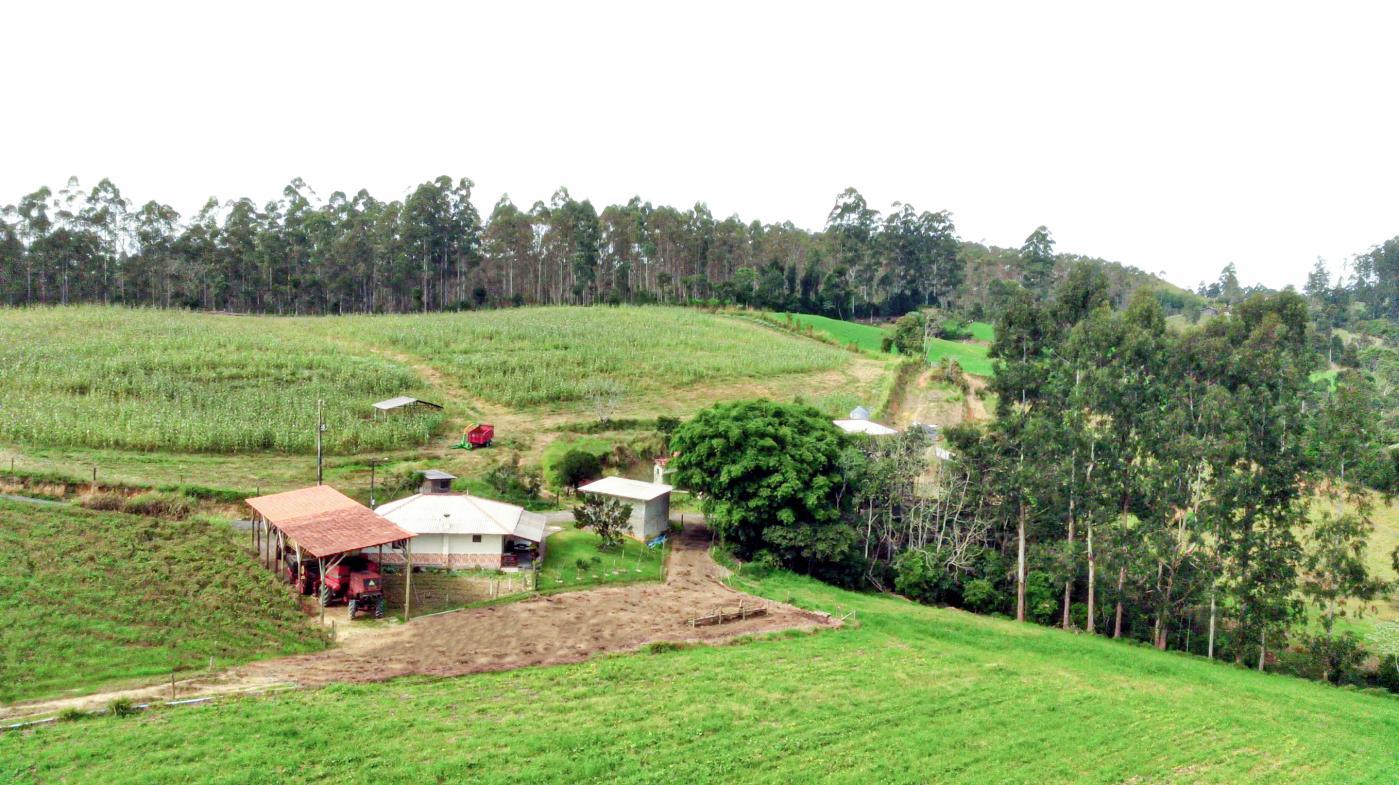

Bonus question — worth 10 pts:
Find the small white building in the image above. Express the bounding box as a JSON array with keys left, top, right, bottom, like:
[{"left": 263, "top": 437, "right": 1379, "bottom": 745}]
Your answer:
[
  {"left": 374, "top": 471, "right": 546, "bottom": 569},
  {"left": 578, "top": 476, "right": 672, "bottom": 541},
  {"left": 833, "top": 419, "right": 899, "bottom": 436}
]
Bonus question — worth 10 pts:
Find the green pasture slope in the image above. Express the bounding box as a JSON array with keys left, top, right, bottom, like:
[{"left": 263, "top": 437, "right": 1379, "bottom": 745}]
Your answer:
[
  {"left": 782, "top": 312, "right": 888, "bottom": 352},
  {"left": 0, "top": 500, "right": 320, "bottom": 704},
  {"left": 783, "top": 312, "right": 998, "bottom": 376},
  {"left": 6, "top": 570, "right": 1395, "bottom": 784}
]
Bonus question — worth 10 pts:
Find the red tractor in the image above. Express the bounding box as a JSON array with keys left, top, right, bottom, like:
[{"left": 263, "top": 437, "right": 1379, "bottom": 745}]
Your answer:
[{"left": 323, "top": 556, "right": 386, "bottom": 619}]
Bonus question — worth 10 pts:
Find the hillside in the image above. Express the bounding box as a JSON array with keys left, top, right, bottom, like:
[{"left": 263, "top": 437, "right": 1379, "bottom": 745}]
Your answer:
[
  {"left": 0, "top": 306, "right": 890, "bottom": 494},
  {"left": 3, "top": 567, "right": 1395, "bottom": 784},
  {"left": 0, "top": 499, "right": 321, "bottom": 703},
  {"left": 781, "top": 312, "right": 997, "bottom": 377}
]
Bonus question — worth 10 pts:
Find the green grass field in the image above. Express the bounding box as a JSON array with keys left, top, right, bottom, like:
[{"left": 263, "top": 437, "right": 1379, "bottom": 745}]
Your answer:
[
  {"left": 4, "top": 567, "right": 1394, "bottom": 783},
  {"left": 927, "top": 337, "right": 994, "bottom": 376},
  {"left": 964, "top": 320, "right": 995, "bottom": 342},
  {"left": 0, "top": 500, "right": 320, "bottom": 703},
  {"left": 537, "top": 526, "right": 666, "bottom": 590},
  {"left": 780, "top": 312, "right": 998, "bottom": 376},
  {"left": 781, "top": 312, "right": 889, "bottom": 352}
]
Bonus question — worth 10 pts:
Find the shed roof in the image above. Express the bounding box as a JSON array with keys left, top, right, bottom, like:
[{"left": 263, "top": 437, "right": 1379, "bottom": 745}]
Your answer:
[
  {"left": 833, "top": 419, "right": 899, "bottom": 436},
  {"left": 579, "top": 476, "right": 673, "bottom": 501},
  {"left": 372, "top": 396, "right": 443, "bottom": 411},
  {"left": 374, "top": 493, "right": 546, "bottom": 542},
  {"left": 849, "top": 405, "right": 871, "bottom": 420},
  {"left": 417, "top": 469, "right": 457, "bottom": 480},
  {"left": 247, "top": 485, "right": 415, "bottom": 559}
]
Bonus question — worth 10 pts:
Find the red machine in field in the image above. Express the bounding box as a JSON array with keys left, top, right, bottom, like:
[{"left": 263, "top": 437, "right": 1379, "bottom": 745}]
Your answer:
[{"left": 454, "top": 423, "right": 494, "bottom": 450}]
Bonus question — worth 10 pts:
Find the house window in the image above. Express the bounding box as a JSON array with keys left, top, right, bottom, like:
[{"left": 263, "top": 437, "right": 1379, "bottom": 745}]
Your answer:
[{"left": 472, "top": 535, "right": 482, "bottom": 543}]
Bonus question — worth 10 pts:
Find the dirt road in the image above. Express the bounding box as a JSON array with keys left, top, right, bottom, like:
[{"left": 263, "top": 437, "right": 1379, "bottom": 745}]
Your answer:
[{"left": 2, "top": 525, "right": 833, "bottom": 721}]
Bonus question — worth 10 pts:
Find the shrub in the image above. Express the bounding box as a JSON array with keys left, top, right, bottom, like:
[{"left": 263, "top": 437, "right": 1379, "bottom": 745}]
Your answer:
[
  {"left": 107, "top": 697, "right": 138, "bottom": 718},
  {"left": 78, "top": 491, "right": 125, "bottom": 512},
  {"left": 121, "top": 492, "right": 191, "bottom": 520},
  {"left": 555, "top": 450, "right": 601, "bottom": 491},
  {"left": 962, "top": 579, "right": 1003, "bottom": 614}
]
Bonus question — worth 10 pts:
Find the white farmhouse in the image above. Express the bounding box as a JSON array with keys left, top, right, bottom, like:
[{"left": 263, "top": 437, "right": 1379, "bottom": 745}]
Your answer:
[
  {"left": 578, "top": 476, "right": 672, "bottom": 541},
  {"left": 374, "top": 471, "right": 546, "bottom": 569}
]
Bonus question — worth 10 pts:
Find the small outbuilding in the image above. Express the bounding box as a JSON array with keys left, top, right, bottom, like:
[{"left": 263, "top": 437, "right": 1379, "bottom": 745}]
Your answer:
[
  {"left": 372, "top": 396, "right": 443, "bottom": 418},
  {"left": 374, "top": 471, "right": 547, "bottom": 569},
  {"left": 578, "top": 476, "right": 672, "bottom": 541},
  {"left": 833, "top": 418, "right": 899, "bottom": 436},
  {"left": 848, "top": 405, "right": 871, "bottom": 420}
]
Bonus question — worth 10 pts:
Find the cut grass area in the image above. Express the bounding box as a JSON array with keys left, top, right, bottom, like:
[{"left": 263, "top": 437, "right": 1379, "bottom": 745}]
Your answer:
[
  {"left": 1310, "top": 368, "right": 1339, "bottom": 388},
  {"left": 537, "top": 526, "right": 666, "bottom": 590},
  {"left": 964, "top": 320, "right": 995, "bottom": 342},
  {"left": 5, "top": 567, "right": 1395, "bottom": 783},
  {"left": 781, "top": 311, "right": 998, "bottom": 377},
  {"left": 927, "top": 337, "right": 995, "bottom": 376},
  {"left": 0, "top": 500, "right": 320, "bottom": 704},
  {"left": 781, "top": 312, "right": 889, "bottom": 352}
]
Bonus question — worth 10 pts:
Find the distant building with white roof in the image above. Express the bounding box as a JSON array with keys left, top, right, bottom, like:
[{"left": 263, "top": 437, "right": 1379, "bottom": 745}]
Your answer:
[
  {"left": 374, "top": 471, "right": 546, "bottom": 569},
  {"left": 578, "top": 476, "right": 673, "bottom": 541},
  {"left": 833, "top": 419, "right": 899, "bottom": 436}
]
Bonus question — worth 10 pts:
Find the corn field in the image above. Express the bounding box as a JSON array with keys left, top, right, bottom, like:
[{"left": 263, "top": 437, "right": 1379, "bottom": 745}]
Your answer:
[
  {"left": 332, "top": 306, "right": 849, "bottom": 407},
  {"left": 0, "top": 305, "right": 847, "bottom": 454},
  {"left": 0, "top": 307, "right": 441, "bottom": 453}
]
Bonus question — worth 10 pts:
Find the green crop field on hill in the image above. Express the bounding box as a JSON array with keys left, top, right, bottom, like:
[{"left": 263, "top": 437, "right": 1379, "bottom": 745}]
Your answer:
[
  {"left": 0, "top": 306, "right": 854, "bottom": 457},
  {"left": 0, "top": 500, "right": 321, "bottom": 703},
  {"left": 781, "top": 312, "right": 889, "bottom": 352},
  {"left": 5, "top": 566, "right": 1395, "bottom": 784}
]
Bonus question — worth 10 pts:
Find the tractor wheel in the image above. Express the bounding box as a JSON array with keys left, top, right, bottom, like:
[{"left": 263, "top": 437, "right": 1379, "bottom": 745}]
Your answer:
[
  {"left": 347, "top": 599, "right": 357, "bottom": 619},
  {"left": 374, "top": 596, "right": 385, "bottom": 619}
]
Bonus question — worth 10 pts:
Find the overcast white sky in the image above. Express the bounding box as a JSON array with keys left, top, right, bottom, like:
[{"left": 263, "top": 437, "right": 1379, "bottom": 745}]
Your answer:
[{"left": 4, "top": 1, "right": 1397, "bottom": 291}]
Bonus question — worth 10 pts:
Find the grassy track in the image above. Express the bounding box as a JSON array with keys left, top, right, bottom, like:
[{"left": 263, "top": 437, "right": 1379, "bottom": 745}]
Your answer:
[
  {"left": 4, "top": 569, "right": 1395, "bottom": 783},
  {"left": 0, "top": 500, "right": 320, "bottom": 703}
]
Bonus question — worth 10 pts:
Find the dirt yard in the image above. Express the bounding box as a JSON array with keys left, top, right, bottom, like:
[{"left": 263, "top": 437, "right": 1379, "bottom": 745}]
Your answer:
[
  {"left": 2, "top": 524, "right": 834, "bottom": 721},
  {"left": 236, "top": 523, "right": 832, "bottom": 687}
]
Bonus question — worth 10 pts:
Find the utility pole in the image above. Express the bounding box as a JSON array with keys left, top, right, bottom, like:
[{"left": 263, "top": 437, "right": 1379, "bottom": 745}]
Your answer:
[
  {"left": 315, "top": 399, "right": 325, "bottom": 486},
  {"left": 367, "top": 458, "right": 384, "bottom": 508}
]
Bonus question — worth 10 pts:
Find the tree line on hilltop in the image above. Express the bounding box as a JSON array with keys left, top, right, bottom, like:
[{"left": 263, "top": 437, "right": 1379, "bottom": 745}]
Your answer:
[{"left": 0, "top": 176, "right": 1180, "bottom": 318}]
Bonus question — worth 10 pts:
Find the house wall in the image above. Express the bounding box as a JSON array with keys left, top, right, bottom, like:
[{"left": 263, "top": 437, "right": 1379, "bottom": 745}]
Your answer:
[
  {"left": 626, "top": 495, "right": 670, "bottom": 541},
  {"left": 377, "top": 532, "right": 504, "bottom": 569}
]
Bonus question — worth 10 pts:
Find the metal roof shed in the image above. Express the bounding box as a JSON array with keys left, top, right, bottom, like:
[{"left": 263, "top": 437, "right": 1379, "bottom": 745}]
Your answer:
[
  {"left": 833, "top": 419, "right": 899, "bottom": 436},
  {"left": 372, "top": 396, "right": 443, "bottom": 418},
  {"left": 246, "top": 485, "right": 419, "bottom": 619},
  {"left": 578, "top": 477, "right": 674, "bottom": 541}
]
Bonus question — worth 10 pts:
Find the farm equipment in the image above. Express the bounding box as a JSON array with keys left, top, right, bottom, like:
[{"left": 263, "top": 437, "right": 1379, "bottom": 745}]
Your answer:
[
  {"left": 323, "top": 556, "right": 386, "bottom": 619},
  {"left": 452, "top": 423, "right": 495, "bottom": 450},
  {"left": 283, "top": 554, "right": 385, "bottom": 619}
]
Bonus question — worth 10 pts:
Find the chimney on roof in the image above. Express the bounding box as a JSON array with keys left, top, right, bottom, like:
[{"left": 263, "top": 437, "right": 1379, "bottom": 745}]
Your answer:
[{"left": 418, "top": 470, "right": 457, "bottom": 495}]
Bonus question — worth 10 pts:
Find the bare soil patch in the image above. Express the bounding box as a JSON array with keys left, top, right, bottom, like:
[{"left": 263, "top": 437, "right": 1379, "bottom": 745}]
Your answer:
[{"left": 235, "top": 524, "right": 832, "bottom": 687}]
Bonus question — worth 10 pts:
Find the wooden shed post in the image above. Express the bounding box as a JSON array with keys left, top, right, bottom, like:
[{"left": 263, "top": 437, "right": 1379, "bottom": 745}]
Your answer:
[{"left": 403, "top": 539, "right": 413, "bottom": 621}]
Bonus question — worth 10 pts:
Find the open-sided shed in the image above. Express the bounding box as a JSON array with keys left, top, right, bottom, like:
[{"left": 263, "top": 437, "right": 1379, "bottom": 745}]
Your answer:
[
  {"left": 371, "top": 396, "right": 443, "bottom": 418},
  {"left": 247, "top": 485, "right": 418, "bottom": 618}
]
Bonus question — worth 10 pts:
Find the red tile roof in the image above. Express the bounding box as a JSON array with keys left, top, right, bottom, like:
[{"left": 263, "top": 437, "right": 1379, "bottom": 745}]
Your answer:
[{"left": 247, "top": 485, "right": 414, "bottom": 559}]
